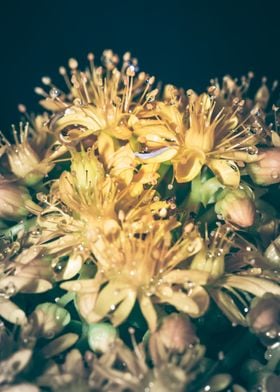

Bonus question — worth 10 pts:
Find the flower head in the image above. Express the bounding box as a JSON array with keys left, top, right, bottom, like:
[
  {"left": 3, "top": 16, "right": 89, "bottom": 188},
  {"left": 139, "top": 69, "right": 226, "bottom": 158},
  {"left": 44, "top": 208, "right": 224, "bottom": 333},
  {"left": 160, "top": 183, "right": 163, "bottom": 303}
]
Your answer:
[
  {"left": 61, "top": 220, "right": 209, "bottom": 331},
  {"left": 134, "top": 92, "right": 262, "bottom": 186},
  {"left": 0, "top": 123, "right": 54, "bottom": 185}
]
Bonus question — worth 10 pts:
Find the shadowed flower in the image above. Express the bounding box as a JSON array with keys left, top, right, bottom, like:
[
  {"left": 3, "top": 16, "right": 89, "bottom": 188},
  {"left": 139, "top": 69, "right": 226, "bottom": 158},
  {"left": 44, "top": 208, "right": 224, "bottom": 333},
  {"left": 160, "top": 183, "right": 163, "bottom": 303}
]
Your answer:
[
  {"left": 0, "top": 238, "right": 52, "bottom": 325},
  {"left": 0, "top": 123, "right": 61, "bottom": 186},
  {"left": 190, "top": 225, "right": 280, "bottom": 325},
  {"left": 0, "top": 179, "right": 41, "bottom": 221},
  {"left": 134, "top": 92, "right": 261, "bottom": 186},
  {"left": 61, "top": 220, "right": 209, "bottom": 331}
]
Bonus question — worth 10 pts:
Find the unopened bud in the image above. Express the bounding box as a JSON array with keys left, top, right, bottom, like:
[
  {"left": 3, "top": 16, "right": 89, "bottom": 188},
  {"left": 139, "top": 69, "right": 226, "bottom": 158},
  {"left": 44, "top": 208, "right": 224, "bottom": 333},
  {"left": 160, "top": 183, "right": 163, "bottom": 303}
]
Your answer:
[
  {"left": 149, "top": 314, "right": 198, "bottom": 364},
  {"left": 215, "top": 187, "right": 255, "bottom": 228},
  {"left": 247, "top": 148, "right": 280, "bottom": 185},
  {"left": 0, "top": 181, "right": 33, "bottom": 221},
  {"left": 33, "top": 303, "right": 71, "bottom": 339},
  {"left": 247, "top": 294, "right": 280, "bottom": 346},
  {"left": 158, "top": 314, "right": 197, "bottom": 352},
  {"left": 88, "top": 322, "right": 117, "bottom": 353}
]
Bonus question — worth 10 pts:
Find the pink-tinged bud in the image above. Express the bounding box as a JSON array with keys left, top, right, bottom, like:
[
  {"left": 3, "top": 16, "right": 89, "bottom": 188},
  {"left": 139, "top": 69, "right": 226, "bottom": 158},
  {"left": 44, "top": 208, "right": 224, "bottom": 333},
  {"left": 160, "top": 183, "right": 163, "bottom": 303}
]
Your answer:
[
  {"left": 247, "top": 294, "right": 280, "bottom": 346},
  {"left": 149, "top": 314, "right": 198, "bottom": 364},
  {"left": 215, "top": 187, "right": 255, "bottom": 228},
  {"left": 0, "top": 181, "right": 32, "bottom": 221},
  {"left": 247, "top": 148, "right": 280, "bottom": 185}
]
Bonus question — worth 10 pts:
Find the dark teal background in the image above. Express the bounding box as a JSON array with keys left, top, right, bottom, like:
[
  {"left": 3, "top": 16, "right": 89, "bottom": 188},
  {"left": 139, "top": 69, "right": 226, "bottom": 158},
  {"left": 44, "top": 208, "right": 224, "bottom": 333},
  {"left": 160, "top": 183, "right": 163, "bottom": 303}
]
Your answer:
[{"left": 0, "top": 0, "right": 279, "bottom": 132}]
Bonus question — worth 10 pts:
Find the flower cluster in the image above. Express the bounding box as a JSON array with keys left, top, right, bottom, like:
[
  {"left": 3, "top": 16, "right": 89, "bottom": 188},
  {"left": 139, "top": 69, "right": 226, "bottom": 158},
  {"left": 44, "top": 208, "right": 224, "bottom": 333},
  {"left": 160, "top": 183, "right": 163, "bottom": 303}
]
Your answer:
[{"left": 0, "top": 50, "right": 279, "bottom": 391}]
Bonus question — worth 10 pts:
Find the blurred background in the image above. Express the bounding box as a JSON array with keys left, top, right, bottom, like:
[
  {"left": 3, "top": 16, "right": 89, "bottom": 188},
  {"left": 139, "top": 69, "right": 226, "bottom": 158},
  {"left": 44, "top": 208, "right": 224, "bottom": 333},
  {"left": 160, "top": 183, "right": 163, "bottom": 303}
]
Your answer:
[{"left": 0, "top": 0, "right": 279, "bottom": 131}]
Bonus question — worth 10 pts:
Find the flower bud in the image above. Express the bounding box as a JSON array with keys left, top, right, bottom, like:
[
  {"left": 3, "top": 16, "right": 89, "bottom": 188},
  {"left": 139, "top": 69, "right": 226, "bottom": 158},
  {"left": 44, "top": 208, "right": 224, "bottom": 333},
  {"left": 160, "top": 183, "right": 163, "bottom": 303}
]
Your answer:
[
  {"left": 33, "top": 303, "right": 71, "bottom": 339},
  {"left": 6, "top": 142, "right": 51, "bottom": 186},
  {"left": 247, "top": 294, "right": 280, "bottom": 346},
  {"left": 0, "top": 181, "right": 33, "bottom": 221},
  {"left": 247, "top": 148, "right": 280, "bottom": 185},
  {"left": 149, "top": 314, "right": 198, "bottom": 365},
  {"left": 215, "top": 187, "right": 255, "bottom": 227},
  {"left": 88, "top": 322, "right": 117, "bottom": 353}
]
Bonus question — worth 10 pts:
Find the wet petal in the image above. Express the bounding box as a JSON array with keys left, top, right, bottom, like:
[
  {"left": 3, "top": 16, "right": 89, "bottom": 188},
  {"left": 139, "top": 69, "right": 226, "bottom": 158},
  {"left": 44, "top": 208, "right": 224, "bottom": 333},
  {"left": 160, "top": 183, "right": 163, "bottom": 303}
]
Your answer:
[
  {"left": 208, "top": 159, "right": 240, "bottom": 187},
  {"left": 163, "top": 269, "right": 209, "bottom": 285},
  {"left": 111, "top": 290, "right": 137, "bottom": 326},
  {"left": 0, "top": 300, "right": 27, "bottom": 325},
  {"left": 139, "top": 294, "right": 158, "bottom": 331},
  {"left": 223, "top": 275, "right": 280, "bottom": 297}
]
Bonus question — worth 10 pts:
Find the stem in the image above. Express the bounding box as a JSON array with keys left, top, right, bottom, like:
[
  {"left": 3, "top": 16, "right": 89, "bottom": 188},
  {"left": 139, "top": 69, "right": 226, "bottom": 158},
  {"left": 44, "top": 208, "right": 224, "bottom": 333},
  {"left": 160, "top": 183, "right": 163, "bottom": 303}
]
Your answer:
[
  {"left": 198, "top": 206, "right": 217, "bottom": 226},
  {"left": 57, "top": 292, "right": 75, "bottom": 307},
  {"left": 184, "top": 174, "right": 202, "bottom": 213},
  {"left": 0, "top": 217, "right": 37, "bottom": 237}
]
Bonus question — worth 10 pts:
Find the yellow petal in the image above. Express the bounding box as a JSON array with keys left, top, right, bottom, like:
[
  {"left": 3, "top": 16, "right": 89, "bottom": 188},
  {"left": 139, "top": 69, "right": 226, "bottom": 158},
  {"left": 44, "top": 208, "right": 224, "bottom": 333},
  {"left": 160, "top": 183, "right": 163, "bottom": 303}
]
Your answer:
[
  {"left": 210, "top": 289, "right": 247, "bottom": 326},
  {"left": 106, "top": 125, "right": 131, "bottom": 140},
  {"left": 59, "top": 254, "right": 83, "bottom": 280},
  {"left": 208, "top": 159, "right": 240, "bottom": 188},
  {"left": 97, "top": 132, "right": 116, "bottom": 166},
  {"left": 0, "top": 276, "right": 51, "bottom": 293},
  {"left": 0, "top": 300, "right": 27, "bottom": 325},
  {"left": 76, "top": 292, "right": 99, "bottom": 321},
  {"left": 223, "top": 275, "right": 280, "bottom": 297},
  {"left": 173, "top": 149, "right": 205, "bottom": 183},
  {"left": 163, "top": 269, "right": 209, "bottom": 285},
  {"left": 61, "top": 279, "right": 101, "bottom": 294},
  {"left": 159, "top": 290, "right": 203, "bottom": 317},
  {"left": 111, "top": 290, "right": 137, "bottom": 326},
  {"left": 93, "top": 282, "right": 130, "bottom": 320},
  {"left": 133, "top": 121, "right": 177, "bottom": 144},
  {"left": 139, "top": 294, "right": 158, "bottom": 332}
]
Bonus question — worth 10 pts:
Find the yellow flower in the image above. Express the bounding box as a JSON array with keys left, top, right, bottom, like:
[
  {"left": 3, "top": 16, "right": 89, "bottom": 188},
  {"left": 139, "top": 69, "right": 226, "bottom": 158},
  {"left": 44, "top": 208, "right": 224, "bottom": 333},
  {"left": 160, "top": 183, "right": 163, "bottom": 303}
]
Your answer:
[
  {"left": 44, "top": 50, "right": 158, "bottom": 166},
  {"left": 0, "top": 123, "right": 57, "bottom": 186},
  {"left": 134, "top": 93, "right": 261, "bottom": 187},
  {"left": 61, "top": 220, "right": 209, "bottom": 331},
  {"left": 37, "top": 149, "right": 168, "bottom": 279},
  {"left": 190, "top": 225, "right": 280, "bottom": 325}
]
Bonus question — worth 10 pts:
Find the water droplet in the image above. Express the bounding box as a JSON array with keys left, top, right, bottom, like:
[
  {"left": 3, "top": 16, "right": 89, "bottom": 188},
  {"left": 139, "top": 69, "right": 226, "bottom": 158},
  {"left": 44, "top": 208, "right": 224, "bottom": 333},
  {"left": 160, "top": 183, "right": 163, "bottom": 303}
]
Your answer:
[
  {"left": 218, "top": 351, "right": 225, "bottom": 360},
  {"left": 204, "top": 385, "right": 211, "bottom": 391},
  {"left": 49, "top": 88, "right": 59, "bottom": 99},
  {"left": 247, "top": 146, "right": 258, "bottom": 155},
  {"left": 110, "top": 304, "right": 116, "bottom": 311},
  {"left": 271, "top": 171, "right": 279, "bottom": 179}
]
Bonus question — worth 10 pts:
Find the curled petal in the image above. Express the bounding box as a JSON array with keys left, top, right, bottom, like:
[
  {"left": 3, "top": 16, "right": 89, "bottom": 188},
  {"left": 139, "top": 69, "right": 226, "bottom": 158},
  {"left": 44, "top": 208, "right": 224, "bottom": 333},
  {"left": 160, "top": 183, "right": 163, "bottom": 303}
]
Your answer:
[
  {"left": 173, "top": 149, "right": 205, "bottom": 183},
  {"left": 210, "top": 289, "right": 247, "bottom": 326},
  {"left": 208, "top": 159, "right": 240, "bottom": 187},
  {"left": 111, "top": 291, "right": 137, "bottom": 326},
  {"left": 222, "top": 275, "right": 280, "bottom": 297}
]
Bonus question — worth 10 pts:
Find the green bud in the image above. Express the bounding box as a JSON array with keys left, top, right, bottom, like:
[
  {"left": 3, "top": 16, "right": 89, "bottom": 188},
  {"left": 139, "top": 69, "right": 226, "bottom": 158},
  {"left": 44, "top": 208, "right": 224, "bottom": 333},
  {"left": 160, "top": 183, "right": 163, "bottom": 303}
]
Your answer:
[{"left": 88, "top": 322, "right": 117, "bottom": 353}]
